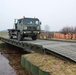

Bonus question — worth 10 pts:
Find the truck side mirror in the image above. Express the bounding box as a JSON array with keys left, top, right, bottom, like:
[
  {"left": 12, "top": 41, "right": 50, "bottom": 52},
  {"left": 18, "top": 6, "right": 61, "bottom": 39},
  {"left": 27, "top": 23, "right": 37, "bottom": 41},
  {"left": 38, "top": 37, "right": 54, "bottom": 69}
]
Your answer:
[{"left": 40, "top": 22, "right": 41, "bottom": 25}]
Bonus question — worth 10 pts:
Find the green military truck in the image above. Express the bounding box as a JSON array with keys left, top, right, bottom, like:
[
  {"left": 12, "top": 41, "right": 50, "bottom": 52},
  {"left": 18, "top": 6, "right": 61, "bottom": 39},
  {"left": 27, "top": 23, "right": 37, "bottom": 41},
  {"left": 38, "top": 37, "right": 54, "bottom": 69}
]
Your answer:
[{"left": 8, "top": 17, "right": 41, "bottom": 41}]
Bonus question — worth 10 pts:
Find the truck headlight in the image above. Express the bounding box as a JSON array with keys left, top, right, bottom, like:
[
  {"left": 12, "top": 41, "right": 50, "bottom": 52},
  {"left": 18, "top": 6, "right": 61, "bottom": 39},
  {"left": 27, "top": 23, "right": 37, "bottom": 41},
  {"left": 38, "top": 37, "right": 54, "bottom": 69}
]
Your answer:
[
  {"left": 24, "top": 27, "right": 27, "bottom": 30},
  {"left": 24, "top": 32, "right": 26, "bottom": 33},
  {"left": 38, "top": 32, "right": 40, "bottom": 34}
]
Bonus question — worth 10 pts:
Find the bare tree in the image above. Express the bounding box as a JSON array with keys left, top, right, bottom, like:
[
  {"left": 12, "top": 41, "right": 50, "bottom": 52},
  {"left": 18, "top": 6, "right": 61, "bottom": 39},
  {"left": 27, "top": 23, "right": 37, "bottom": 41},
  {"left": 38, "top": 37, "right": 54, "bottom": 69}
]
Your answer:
[
  {"left": 60, "top": 26, "right": 69, "bottom": 39},
  {"left": 74, "top": 26, "right": 76, "bottom": 39},
  {"left": 60, "top": 26, "right": 75, "bottom": 39},
  {"left": 69, "top": 27, "right": 74, "bottom": 39},
  {"left": 44, "top": 25, "right": 50, "bottom": 32},
  {"left": 44, "top": 25, "right": 50, "bottom": 39},
  {"left": 74, "top": 26, "right": 76, "bottom": 33}
]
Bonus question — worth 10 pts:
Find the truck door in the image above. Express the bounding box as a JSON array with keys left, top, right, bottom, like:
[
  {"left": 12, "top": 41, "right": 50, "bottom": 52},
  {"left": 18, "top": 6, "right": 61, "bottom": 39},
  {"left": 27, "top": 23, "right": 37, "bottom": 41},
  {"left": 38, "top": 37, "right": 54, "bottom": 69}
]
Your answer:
[{"left": 17, "top": 20, "right": 23, "bottom": 31}]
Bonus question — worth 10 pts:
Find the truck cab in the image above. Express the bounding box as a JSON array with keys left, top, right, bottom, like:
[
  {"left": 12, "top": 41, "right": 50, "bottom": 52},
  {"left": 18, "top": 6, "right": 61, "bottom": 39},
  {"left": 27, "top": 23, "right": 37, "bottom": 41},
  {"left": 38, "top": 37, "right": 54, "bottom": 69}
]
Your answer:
[{"left": 8, "top": 17, "right": 41, "bottom": 41}]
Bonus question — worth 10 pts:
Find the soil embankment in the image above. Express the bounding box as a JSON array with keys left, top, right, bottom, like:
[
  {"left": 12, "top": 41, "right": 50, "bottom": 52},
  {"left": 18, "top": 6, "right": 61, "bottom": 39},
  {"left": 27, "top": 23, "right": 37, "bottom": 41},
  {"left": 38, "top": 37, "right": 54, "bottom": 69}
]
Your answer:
[{"left": 0, "top": 41, "right": 31, "bottom": 75}]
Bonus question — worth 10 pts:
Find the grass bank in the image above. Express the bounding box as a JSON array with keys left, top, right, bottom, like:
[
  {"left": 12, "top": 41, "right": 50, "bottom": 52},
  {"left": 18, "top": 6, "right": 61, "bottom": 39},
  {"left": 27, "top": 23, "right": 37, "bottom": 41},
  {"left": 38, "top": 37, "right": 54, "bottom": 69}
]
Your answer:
[{"left": 23, "top": 53, "right": 76, "bottom": 75}]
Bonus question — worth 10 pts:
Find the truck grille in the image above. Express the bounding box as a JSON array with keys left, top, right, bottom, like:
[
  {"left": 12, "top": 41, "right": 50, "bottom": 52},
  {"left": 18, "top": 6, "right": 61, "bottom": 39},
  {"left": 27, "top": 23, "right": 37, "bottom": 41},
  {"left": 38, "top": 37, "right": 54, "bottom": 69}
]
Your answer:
[
  {"left": 33, "top": 27, "right": 37, "bottom": 30},
  {"left": 27, "top": 27, "right": 31, "bottom": 30},
  {"left": 27, "top": 27, "right": 37, "bottom": 30}
]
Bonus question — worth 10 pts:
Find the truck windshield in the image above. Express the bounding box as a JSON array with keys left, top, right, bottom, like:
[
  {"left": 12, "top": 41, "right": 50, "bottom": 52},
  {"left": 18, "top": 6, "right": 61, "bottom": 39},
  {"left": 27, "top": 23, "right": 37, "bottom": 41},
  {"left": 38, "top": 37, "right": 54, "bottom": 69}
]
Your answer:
[{"left": 23, "top": 18, "right": 40, "bottom": 25}]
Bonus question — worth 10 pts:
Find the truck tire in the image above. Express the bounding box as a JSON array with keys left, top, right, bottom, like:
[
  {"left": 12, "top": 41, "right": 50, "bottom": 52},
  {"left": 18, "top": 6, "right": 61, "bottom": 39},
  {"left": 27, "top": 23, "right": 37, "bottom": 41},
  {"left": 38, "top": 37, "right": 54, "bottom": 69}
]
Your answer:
[
  {"left": 9, "top": 35, "right": 13, "bottom": 39},
  {"left": 32, "top": 35, "right": 37, "bottom": 40},
  {"left": 17, "top": 32, "right": 23, "bottom": 41}
]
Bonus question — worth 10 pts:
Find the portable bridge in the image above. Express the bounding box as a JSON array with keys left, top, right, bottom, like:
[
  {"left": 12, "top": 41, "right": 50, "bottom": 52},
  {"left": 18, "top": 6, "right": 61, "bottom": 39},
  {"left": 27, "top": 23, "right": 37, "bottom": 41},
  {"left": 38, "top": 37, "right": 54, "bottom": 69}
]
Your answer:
[{"left": 0, "top": 37, "right": 76, "bottom": 62}]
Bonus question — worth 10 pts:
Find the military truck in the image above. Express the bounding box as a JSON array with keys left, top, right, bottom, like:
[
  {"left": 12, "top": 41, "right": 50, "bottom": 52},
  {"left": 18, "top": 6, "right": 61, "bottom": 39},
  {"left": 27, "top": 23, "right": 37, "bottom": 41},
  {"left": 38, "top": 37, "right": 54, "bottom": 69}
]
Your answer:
[{"left": 8, "top": 17, "right": 41, "bottom": 41}]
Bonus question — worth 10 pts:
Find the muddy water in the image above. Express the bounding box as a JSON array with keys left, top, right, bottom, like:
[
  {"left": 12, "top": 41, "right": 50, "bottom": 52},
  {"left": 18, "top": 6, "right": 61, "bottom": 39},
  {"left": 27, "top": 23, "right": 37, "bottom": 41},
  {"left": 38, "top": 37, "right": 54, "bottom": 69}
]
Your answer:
[
  {"left": 0, "top": 43, "right": 31, "bottom": 75},
  {"left": 0, "top": 52, "right": 16, "bottom": 75}
]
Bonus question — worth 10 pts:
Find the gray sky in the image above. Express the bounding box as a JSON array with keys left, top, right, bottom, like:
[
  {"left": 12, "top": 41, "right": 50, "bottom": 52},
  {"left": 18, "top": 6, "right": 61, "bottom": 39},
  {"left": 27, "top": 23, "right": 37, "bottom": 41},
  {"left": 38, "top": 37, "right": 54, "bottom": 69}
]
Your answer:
[{"left": 0, "top": 0, "right": 76, "bottom": 31}]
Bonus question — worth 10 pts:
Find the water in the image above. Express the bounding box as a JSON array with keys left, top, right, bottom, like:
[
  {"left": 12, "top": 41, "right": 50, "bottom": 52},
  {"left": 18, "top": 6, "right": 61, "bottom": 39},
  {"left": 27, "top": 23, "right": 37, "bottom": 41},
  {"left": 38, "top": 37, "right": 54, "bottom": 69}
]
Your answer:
[
  {"left": 0, "top": 43, "right": 31, "bottom": 75},
  {"left": 0, "top": 52, "right": 17, "bottom": 75}
]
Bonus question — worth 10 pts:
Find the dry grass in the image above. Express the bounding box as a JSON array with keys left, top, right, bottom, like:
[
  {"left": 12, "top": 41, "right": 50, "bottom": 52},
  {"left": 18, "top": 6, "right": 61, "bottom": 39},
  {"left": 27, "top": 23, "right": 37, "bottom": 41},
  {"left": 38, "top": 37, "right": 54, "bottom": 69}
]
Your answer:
[
  {"left": 0, "top": 32, "right": 8, "bottom": 38},
  {"left": 24, "top": 53, "right": 76, "bottom": 75}
]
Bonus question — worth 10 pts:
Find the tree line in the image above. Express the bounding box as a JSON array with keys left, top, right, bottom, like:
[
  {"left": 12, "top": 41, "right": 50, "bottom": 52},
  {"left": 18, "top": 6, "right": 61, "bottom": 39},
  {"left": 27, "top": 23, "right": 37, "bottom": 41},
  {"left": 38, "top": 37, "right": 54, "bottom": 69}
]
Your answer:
[{"left": 60, "top": 26, "right": 76, "bottom": 39}]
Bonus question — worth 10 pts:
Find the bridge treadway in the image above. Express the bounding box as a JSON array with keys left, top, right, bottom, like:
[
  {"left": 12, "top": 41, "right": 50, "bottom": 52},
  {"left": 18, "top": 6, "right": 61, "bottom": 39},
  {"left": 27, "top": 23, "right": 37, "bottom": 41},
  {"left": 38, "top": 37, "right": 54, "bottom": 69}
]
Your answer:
[
  {"left": 24, "top": 39, "right": 76, "bottom": 62},
  {"left": 0, "top": 37, "right": 76, "bottom": 62}
]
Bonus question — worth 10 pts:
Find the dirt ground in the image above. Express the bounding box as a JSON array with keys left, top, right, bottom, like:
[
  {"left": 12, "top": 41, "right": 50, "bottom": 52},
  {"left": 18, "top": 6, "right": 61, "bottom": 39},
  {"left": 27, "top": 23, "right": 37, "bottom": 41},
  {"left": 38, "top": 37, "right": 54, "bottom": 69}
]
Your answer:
[{"left": 0, "top": 42, "right": 31, "bottom": 75}]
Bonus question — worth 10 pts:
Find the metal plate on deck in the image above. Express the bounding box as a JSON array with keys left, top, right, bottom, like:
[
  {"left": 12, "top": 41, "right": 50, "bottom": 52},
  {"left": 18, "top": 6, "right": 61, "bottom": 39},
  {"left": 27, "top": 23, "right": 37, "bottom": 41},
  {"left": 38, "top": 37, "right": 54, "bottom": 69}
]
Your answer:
[{"left": 24, "top": 39, "right": 76, "bottom": 62}]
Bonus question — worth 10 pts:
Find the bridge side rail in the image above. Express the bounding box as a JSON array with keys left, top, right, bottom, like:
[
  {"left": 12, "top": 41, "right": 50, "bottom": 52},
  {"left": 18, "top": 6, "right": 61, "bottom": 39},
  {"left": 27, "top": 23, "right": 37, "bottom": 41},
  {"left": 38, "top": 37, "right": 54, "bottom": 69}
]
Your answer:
[{"left": 0, "top": 37, "right": 44, "bottom": 53}]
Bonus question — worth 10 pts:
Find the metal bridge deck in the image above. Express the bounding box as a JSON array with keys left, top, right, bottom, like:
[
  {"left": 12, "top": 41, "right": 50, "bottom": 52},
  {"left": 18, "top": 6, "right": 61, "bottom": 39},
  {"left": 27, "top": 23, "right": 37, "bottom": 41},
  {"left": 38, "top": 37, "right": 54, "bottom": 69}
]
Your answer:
[
  {"left": 0, "top": 37, "right": 76, "bottom": 62},
  {"left": 23, "top": 39, "right": 76, "bottom": 62}
]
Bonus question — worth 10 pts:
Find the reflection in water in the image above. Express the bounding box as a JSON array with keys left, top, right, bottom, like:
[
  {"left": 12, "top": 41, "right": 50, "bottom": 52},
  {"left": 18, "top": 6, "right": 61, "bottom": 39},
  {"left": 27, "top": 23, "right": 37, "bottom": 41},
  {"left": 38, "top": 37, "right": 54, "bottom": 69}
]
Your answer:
[{"left": 0, "top": 52, "right": 17, "bottom": 75}]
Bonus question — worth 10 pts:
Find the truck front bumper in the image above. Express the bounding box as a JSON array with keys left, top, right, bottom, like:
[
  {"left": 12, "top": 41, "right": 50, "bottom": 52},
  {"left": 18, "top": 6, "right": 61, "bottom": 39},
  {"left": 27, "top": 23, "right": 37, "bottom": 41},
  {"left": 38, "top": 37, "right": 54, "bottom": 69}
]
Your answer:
[{"left": 23, "top": 31, "right": 40, "bottom": 34}]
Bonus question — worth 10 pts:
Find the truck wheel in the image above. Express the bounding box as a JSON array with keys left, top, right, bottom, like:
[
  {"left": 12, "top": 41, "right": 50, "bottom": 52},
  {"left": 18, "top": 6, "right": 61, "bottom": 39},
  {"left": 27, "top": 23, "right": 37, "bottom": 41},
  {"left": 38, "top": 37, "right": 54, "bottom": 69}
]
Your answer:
[
  {"left": 17, "top": 32, "right": 23, "bottom": 41},
  {"left": 32, "top": 35, "right": 37, "bottom": 40},
  {"left": 9, "top": 35, "right": 13, "bottom": 39}
]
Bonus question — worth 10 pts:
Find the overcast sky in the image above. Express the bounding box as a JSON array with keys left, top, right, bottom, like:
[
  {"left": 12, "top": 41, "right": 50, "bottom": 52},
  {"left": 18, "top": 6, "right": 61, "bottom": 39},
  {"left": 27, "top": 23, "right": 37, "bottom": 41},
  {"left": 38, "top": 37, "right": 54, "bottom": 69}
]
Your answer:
[{"left": 0, "top": 0, "right": 76, "bottom": 31}]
